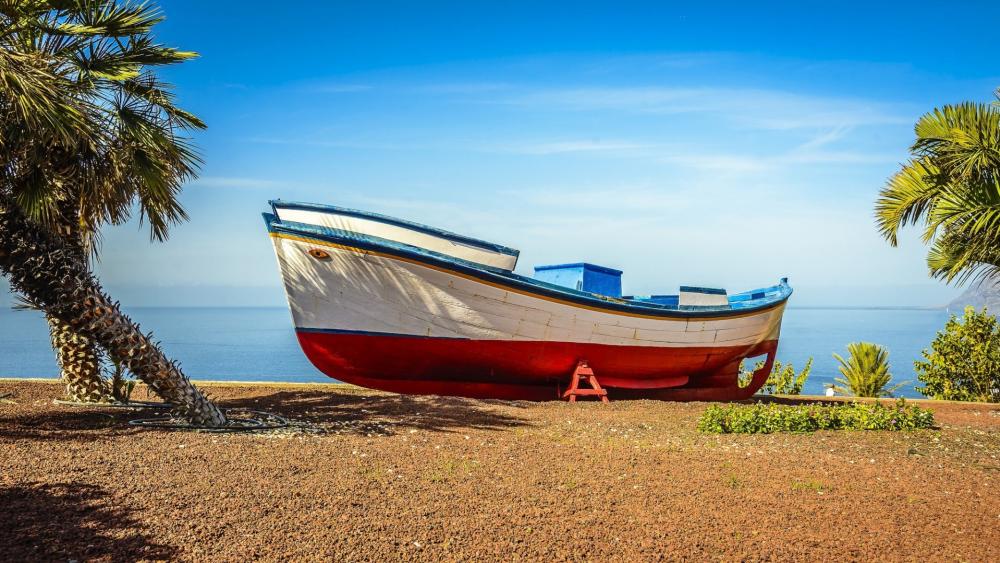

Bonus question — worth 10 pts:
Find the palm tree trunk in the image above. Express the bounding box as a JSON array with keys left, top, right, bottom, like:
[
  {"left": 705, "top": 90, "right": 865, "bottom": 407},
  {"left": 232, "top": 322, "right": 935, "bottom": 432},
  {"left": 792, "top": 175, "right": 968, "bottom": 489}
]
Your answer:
[
  {"left": 48, "top": 313, "right": 113, "bottom": 402},
  {"left": 0, "top": 195, "right": 226, "bottom": 426},
  {"left": 45, "top": 227, "right": 113, "bottom": 403}
]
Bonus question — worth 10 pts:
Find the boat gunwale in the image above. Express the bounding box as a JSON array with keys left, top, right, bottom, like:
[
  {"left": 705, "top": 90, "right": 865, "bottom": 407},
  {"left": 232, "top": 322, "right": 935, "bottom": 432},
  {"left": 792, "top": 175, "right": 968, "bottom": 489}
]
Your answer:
[
  {"left": 269, "top": 200, "right": 521, "bottom": 258},
  {"left": 265, "top": 214, "right": 793, "bottom": 321}
]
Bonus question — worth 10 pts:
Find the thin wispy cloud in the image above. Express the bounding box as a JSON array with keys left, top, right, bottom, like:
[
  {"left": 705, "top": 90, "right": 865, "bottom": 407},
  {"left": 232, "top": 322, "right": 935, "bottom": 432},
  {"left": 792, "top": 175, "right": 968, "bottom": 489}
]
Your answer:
[
  {"left": 493, "top": 137, "right": 898, "bottom": 170},
  {"left": 243, "top": 136, "right": 404, "bottom": 151},
  {"left": 501, "top": 86, "right": 912, "bottom": 130},
  {"left": 650, "top": 53, "right": 727, "bottom": 69},
  {"left": 659, "top": 147, "right": 900, "bottom": 171},
  {"left": 244, "top": 136, "right": 346, "bottom": 148},
  {"left": 411, "top": 82, "right": 513, "bottom": 95},
  {"left": 658, "top": 152, "right": 771, "bottom": 173},
  {"left": 242, "top": 133, "right": 899, "bottom": 172},
  {"left": 189, "top": 176, "right": 288, "bottom": 189},
  {"left": 496, "top": 139, "right": 658, "bottom": 155},
  {"left": 309, "top": 83, "right": 372, "bottom": 93},
  {"left": 501, "top": 185, "right": 693, "bottom": 210},
  {"left": 796, "top": 125, "right": 854, "bottom": 151},
  {"left": 779, "top": 149, "right": 900, "bottom": 165}
]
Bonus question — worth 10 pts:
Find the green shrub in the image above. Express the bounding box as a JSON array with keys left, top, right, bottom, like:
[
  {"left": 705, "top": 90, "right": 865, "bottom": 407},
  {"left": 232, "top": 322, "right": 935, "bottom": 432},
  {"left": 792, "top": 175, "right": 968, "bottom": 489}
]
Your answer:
[
  {"left": 832, "top": 342, "right": 905, "bottom": 397},
  {"left": 697, "top": 399, "right": 935, "bottom": 434},
  {"left": 107, "top": 357, "right": 136, "bottom": 403},
  {"left": 738, "top": 358, "right": 813, "bottom": 394},
  {"left": 914, "top": 306, "right": 1000, "bottom": 403}
]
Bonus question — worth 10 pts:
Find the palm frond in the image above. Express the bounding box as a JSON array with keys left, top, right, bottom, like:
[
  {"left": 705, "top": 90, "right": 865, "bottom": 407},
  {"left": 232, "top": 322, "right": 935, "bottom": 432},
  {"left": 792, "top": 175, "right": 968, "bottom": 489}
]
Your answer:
[
  {"left": 930, "top": 178, "right": 1000, "bottom": 240},
  {"left": 913, "top": 102, "right": 1000, "bottom": 182},
  {"left": 1, "top": 0, "right": 204, "bottom": 244},
  {"left": 0, "top": 49, "right": 91, "bottom": 146},
  {"left": 10, "top": 293, "right": 40, "bottom": 311},
  {"left": 927, "top": 229, "right": 1000, "bottom": 285},
  {"left": 879, "top": 94, "right": 1000, "bottom": 286},
  {"left": 875, "top": 159, "right": 942, "bottom": 246},
  {"left": 59, "top": 0, "right": 164, "bottom": 38}
]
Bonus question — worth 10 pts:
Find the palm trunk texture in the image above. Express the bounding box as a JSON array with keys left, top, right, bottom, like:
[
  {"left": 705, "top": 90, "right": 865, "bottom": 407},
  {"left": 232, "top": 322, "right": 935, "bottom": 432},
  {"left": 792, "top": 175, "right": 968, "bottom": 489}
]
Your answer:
[
  {"left": 0, "top": 195, "right": 227, "bottom": 426},
  {"left": 48, "top": 229, "right": 113, "bottom": 403},
  {"left": 48, "top": 313, "right": 113, "bottom": 402}
]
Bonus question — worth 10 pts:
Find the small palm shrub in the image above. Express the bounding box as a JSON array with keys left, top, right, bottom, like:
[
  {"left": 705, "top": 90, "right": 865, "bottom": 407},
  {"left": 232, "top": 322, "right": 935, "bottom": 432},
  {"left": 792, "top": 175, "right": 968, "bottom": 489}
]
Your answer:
[
  {"left": 698, "top": 399, "right": 935, "bottom": 434},
  {"left": 738, "top": 358, "right": 813, "bottom": 394},
  {"left": 914, "top": 306, "right": 1000, "bottom": 402},
  {"left": 107, "top": 357, "right": 137, "bottom": 404},
  {"left": 832, "top": 342, "right": 904, "bottom": 397}
]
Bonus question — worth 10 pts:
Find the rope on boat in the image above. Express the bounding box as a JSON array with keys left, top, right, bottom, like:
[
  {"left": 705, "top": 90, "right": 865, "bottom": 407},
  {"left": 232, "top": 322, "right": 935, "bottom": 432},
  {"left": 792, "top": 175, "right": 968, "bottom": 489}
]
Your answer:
[{"left": 128, "top": 409, "right": 290, "bottom": 433}]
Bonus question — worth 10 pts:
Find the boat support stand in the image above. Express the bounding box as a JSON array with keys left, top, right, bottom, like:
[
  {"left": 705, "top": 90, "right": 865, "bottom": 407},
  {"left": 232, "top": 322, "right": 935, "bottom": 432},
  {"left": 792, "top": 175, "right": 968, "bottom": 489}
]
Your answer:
[{"left": 562, "top": 360, "right": 610, "bottom": 403}]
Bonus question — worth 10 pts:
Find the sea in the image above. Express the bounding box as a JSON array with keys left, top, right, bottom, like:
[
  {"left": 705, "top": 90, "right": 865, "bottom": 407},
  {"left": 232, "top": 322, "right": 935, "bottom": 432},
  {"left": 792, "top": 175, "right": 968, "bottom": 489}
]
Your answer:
[{"left": 0, "top": 306, "right": 952, "bottom": 398}]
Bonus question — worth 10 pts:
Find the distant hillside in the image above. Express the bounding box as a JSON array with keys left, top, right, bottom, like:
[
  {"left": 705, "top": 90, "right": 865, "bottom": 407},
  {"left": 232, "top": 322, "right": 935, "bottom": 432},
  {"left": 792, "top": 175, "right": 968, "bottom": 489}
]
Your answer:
[{"left": 948, "top": 282, "right": 1000, "bottom": 313}]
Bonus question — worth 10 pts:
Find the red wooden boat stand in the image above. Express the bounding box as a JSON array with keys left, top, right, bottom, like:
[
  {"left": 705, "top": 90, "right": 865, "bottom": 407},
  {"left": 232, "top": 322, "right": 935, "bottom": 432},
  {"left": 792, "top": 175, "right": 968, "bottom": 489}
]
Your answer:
[{"left": 562, "top": 360, "right": 609, "bottom": 403}]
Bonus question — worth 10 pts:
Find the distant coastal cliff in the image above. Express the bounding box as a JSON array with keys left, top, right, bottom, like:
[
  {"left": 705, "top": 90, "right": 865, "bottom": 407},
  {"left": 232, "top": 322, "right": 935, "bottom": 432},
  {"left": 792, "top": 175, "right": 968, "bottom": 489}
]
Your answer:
[{"left": 948, "top": 282, "right": 1000, "bottom": 313}]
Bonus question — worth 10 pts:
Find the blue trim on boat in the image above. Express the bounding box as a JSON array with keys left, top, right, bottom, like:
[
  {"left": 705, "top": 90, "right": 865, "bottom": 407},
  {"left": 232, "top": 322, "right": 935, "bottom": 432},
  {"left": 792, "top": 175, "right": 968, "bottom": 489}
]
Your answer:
[
  {"left": 534, "top": 262, "right": 623, "bottom": 276},
  {"left": 729, "top": 284, "right": 783, "bottom": 301},
  {"left": 679, "top": 286, "right": 727, "bottom": 295},
  {"left": 270, "top": 199, "right": 520, "bottom": 258},
  {"left": 296, "top": 327, "right": 470, "bottom": 340},
  {"left": 265, "top": 214, "right": 793, "bottom": 319}
]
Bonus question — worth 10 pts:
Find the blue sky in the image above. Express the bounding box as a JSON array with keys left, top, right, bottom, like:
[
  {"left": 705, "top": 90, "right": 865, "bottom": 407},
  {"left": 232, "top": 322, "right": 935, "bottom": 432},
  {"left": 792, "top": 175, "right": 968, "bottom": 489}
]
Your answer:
[{"left": 6, "top": 1, "right": 1000, "bottom": 307}]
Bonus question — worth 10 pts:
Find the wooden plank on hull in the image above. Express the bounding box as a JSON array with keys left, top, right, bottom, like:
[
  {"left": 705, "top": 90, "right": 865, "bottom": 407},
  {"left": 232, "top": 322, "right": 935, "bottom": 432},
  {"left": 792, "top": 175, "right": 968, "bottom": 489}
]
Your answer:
[
  {"left": 592, "top": 323, "right": 638, "bottom": 340},
  {"left": 633, "top": 328, "right": 719, "bottom": 345}
]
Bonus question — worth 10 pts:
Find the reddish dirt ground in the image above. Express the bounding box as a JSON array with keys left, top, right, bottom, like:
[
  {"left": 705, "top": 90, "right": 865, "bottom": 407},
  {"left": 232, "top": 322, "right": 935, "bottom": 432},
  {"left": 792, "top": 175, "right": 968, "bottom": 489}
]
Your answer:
[{"left": 1, "top": 379, "right": 998, "bottom": 562}]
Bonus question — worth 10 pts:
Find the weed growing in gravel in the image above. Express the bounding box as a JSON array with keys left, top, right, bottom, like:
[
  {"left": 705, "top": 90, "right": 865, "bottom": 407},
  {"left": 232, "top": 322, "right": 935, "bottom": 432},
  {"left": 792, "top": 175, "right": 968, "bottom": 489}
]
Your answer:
[
  {"left": 791, "top": 479, "right": 828, "bottom": 493},
  {"left": 698, "top": 399, "right": 935, "bottom": 434},
  {"left": 426, "top": 458, "right": 477, "bottom": 483}
]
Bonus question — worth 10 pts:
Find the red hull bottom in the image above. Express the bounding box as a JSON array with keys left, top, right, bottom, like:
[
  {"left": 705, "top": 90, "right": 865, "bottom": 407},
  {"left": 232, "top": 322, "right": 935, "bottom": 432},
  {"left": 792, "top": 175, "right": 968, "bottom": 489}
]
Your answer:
[{"left": 296, "top": 331, "right": 778, "bottom": 401}]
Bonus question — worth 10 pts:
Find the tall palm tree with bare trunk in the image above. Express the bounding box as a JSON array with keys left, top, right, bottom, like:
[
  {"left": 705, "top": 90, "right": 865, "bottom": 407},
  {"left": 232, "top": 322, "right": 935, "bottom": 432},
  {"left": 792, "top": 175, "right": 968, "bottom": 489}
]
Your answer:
[
  {"left": 0, "top": 0, "right": 226, "bottom": 425},
  {"left": 30, "top": 200, "right": 112, "bottom": 403}
]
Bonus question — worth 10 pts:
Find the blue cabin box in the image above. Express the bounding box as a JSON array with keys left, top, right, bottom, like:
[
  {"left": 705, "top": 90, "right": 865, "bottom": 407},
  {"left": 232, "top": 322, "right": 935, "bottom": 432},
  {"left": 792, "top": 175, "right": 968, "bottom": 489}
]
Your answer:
[{"left": 534, "top": 263, "right": 623, "bottom": 298}]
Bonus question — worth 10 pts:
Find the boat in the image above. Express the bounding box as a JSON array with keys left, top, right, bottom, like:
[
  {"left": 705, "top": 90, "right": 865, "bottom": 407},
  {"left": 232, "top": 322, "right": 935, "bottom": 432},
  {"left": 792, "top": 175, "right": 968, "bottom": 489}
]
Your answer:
[
  {"left": 270, "top": 200, "right": 519, "bottom": 271},
  {"left": 264, "top": 200, "right": 793, "bottom": 401}
]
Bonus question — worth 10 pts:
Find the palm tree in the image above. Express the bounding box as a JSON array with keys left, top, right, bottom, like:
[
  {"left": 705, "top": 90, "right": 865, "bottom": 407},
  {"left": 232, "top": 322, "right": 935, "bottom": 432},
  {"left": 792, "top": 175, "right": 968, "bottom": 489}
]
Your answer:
[
  {"left": 832, "top": 342, "right": 903, "bottom": 398},
  {"left": 35, "top": 200, "right": 112, "bottom": 403},
  {"left": 875, "top": 93, "right": 1000, "bottom": 285},
  {"left": 48, "top": 311, "right": 112, "bottom": 402},
  {"left": 0, "top": 1, "right": 225, "bottom": 425}
]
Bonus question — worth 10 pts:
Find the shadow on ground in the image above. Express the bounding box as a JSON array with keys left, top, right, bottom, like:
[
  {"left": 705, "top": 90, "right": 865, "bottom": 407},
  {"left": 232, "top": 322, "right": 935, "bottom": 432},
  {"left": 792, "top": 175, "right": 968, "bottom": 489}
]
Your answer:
[
  {"left": 0, "top": 387, "right": 532, "bottom": 439},
  {"left": 0, "top": 407, "right": 146, "bottom": 442},
  {"left": 0, "top": 482, "right": 177, "bottom": 561},
  {"left": 221, "top": 389, "right": 533, "bottom": 435}
]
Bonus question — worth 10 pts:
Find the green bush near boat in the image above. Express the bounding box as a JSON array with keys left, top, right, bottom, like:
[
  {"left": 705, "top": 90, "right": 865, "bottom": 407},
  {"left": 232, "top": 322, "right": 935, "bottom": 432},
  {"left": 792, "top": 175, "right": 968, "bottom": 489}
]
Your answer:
[
  {"left": 738, "top": 358, "right": 813, "bottom": 395},
  {"left": 698, "top": 399, "right": 935, "bottom": 434},
  {"left": 915, "top": 306, "right": 1000, "bottom": 403}
]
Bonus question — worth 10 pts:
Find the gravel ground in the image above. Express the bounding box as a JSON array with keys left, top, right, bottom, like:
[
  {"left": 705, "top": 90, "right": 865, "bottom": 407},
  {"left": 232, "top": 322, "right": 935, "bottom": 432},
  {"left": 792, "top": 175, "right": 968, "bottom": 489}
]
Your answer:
[{"left": 1, "top": 379, "right": 998, "bottom": 562}]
